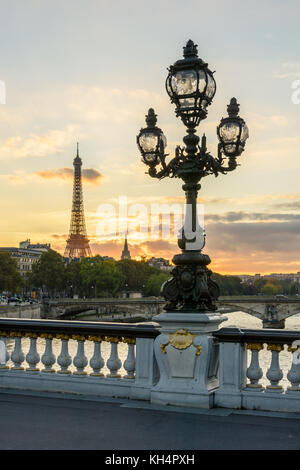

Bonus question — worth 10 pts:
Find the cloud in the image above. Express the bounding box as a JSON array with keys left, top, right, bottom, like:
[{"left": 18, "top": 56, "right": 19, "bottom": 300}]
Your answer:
[
  {"left": 35, "top": 168, "right": 73, "bottom": 181},
  {"left": 89, "top": 238, "right": 177, "bottom": 260},
  {"left": 51, "top": 234, "right": 68, "bottom": 240},
  {"left": 82, "top": 168, "right": 104, "bottom": 184},
  {"left": 34, "top": 167, "right": 104, "bottom": 185},
  {"left": 272, "top": 200, "right": 300, "bottom": 211},
  {"left": 48, "top": 217, "right": 300, "bottom": 275},
  {"left": 206, "top": 221, "right": 300, "bottom": 255},
  {"left": 67, "top": 86, "right": 166, "bottom": 124},
  {"left": 0, "top": 125, "right": 80, "bottom": 160},
  {"left": 246, "top": 112, "right": 288, "bottom": 130},
  {"left": 274, "top": 62, "right": 300, "bottom": 79},
  {"left": 205, "top": 211, "right": 300, "bottom": 223}
]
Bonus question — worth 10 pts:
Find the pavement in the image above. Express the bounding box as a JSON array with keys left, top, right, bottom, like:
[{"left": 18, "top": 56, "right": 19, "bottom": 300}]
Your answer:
[{"left": 1, "top": 391, "right": 300, "bottom": 450}]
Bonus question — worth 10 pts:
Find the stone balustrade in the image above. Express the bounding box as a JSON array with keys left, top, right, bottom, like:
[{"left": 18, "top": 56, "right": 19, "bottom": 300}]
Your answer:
[
  {"left": 0, "top": 318, "right": 159, "bottom": 401},
  {"left": 1, "top": 319, "right": 300, "bottom": 413},
  {"left": 214, "top": 327, "right": 300, "bottom": 412}
]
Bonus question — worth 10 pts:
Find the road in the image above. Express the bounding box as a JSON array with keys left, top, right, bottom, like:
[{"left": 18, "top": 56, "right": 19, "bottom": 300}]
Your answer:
[{"left": 0, "top": 391, "right": 300, "bottom": 450}]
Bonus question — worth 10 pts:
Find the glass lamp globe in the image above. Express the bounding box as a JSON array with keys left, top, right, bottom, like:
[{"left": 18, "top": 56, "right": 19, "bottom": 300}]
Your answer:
[
  {"left": 166, "top": 40, "right": 216, "bottom": 127},
  {"left": 217, "top": 98, "right": 249, "bottom": 157},
  {"left": 137, "top": 109, "right": 167, "bottom": 167}
]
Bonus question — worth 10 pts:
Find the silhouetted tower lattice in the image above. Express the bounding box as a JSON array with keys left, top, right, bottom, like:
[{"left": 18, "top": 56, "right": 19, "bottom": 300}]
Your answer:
[{"left": 64, "top": 144, "right": 92, "bottom": 258}]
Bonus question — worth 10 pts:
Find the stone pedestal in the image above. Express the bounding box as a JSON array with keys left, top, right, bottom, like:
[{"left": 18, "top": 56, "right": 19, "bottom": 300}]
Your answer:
[{"left": 150, "top": 311, "right": 227, "bottom": 408}]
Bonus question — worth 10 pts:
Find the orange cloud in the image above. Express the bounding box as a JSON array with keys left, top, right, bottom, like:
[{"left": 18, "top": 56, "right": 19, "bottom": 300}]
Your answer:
[{"left": 34, "top": 167, "right": 104, "bottom": 185}]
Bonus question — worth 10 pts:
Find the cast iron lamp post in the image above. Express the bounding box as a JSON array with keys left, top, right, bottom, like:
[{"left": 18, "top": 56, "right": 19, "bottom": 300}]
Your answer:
[{"left": 137, "top": 40, "right": 249, "bottom": 313}]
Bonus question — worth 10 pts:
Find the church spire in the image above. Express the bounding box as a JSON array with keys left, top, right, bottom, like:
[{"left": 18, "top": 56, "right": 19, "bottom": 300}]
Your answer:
[{"left": 121, "top": 233, "right": 131, "bottom": 260}]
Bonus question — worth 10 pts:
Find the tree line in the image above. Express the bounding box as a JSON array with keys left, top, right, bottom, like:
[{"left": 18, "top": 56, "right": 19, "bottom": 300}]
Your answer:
[
  {"left": 27, "top": 250, "right": 171, "bottom": 298},
  {"left": 1, "top": 248, "right": 300, "bottom": 298}
]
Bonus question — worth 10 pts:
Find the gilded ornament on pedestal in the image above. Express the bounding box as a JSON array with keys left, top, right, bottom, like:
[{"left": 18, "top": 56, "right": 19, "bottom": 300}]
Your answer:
[{"left": 160, "top": 329, "right": 202, "bottom": 356}]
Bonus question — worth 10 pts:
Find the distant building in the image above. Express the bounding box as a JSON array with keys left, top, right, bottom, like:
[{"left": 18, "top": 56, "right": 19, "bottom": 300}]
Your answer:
[
  {"left": 101, "top": 256, "right": 115, "bottom": 261},
  {"left": 63, "top": 254, "right": 115, "bottom": 264},
  {"left": 237, "top": 273, "right": 261, "bottom": 284},
  {"left": 0, "top": 240, "right": 51, "bottom": 277},
  {"left": 19, "top": 239, "right": 50, "bottom": 252},
  {"left": 147, "top": 257, "right": 172, "bottom": 271},
  {"left": 263, "top": 273, "right": 300, "bottom": 284},
  {"left": 237, "top": 272, "right": 300, "bottom": 285},
  {"left": 121, "top": 235, "right": 131, "bottom": 260}
]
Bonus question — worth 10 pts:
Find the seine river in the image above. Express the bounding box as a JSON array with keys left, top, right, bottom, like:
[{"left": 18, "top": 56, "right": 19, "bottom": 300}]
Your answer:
[{"left": 4, "top": 311, "right": 300, "bottom": 388}]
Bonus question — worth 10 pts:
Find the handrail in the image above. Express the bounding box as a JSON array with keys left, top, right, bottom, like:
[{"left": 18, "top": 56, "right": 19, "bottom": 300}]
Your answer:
[
  {"left": 47, "top": 298, "right": 165, "bottom": 304},
  {"left": 213, "top": 327, "right": 300, "bottom": 345},
  {"left": 0, "top": 318, "right": 160, "bottom": 339}
]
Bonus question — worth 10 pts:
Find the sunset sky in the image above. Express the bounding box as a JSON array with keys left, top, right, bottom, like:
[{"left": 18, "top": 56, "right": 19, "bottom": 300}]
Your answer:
[{"left": 1, "top": 0, "right": 300, "bottom": 274}]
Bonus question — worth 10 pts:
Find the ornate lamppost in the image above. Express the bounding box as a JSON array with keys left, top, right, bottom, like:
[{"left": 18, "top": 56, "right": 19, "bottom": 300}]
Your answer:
[{"left": 137, "top": 40, "right": 249, "bottom": 314}]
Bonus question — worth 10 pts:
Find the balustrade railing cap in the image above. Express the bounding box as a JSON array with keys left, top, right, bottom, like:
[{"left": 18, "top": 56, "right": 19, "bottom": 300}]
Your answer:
[
  {"left": 0, "top": 318, "right": 160, "bottom": 339},
  {"left": 213, "top": 327, "right": 300, "bottom": 344}
]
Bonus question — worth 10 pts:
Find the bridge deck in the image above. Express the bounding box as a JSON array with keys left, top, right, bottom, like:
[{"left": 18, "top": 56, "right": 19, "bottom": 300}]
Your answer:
[{"left": 1, "top": 391, "right": 300, "bottom": 450}]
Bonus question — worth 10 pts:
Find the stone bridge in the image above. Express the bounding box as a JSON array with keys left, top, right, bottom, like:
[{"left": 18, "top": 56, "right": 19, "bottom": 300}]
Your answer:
[
  {"left": 41, "top": 298, "right": 165, "bottom": 321},
  {"left": 217, "top": 296, "right": 300, "bottom": 328},
  {"left": 41, "top": 296, "right": 300, "bottom": 328}
]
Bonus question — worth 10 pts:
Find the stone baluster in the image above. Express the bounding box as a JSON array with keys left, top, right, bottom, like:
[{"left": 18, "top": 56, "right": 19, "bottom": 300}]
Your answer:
[
  {"left": 266, "top": 343, "right": 284, "bottom": 391},
  {"left": 10, "top": 332, "right": 25, "bottom": 370},
  {"left": 72, "top": 335, "right": 88, "bottom": 375},
  {"left": 0, "top": 331, "right": 10, "bottom": 369},
  {"left": 41, "top": 334, "right": 56, "bottom": 373},
  {"left": 57, "top": 334, "right": 72, "bottom": 374},
  {"left": 25, "top": 333, "right": 40, "bottom": 371},
  {"left": 246, "top": 343, "right": 264, "bottom": 389},
  {"left": 89, "top": 336, "right": 105, "bottom": 376},
  {"left": 123, "top": 337, "right": 136, "bottom": 379},
  {"left": 106, "top": 336, "right": 122, "bottom": 378},
  {"left": 287, "top": 345, "right": 300, "bottom": 392}
]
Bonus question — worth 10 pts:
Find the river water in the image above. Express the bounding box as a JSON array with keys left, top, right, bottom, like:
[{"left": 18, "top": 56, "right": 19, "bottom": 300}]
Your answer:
[{"left": 4, "top": 311, "right": 300, "bottom": 388}]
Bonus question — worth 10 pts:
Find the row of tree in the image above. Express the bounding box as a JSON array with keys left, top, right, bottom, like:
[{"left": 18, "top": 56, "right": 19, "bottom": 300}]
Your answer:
[
  {"left": 1, "top": 248, "right": 300, "bottom": 298},
  {"left": 27, "top": 250, "right": 171, "bottom": 298},
  {"left": 248, "top": 278, "right": 300, "bottom": 296},
  {"left": 212, "top": 274, "right": 300, "bottom": 296}
]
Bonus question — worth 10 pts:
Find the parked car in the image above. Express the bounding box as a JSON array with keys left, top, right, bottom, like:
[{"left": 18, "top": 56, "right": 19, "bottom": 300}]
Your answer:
[{"left": 8, "top": 297, "right": 21, "bottom": 305}]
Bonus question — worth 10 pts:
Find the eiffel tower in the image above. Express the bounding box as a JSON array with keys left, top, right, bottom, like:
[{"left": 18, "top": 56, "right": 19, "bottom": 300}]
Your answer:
[{"left": 64, "top": 143, "right": 92, "bottom": 258}]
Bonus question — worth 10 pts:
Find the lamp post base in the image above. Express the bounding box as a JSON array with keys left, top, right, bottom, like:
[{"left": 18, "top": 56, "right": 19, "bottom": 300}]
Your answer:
[
  {"left": 162, "top": 252, "right": 220, "bottom": 313},
  {"left": 150, "top": 311, "right": 227, "bottom": 408}
]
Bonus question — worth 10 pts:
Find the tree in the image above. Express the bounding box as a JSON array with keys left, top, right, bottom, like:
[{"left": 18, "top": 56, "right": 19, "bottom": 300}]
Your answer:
[
  {"left": 145, "top": 272, "right": 171, "bottom": 297},
  {"left": 212, "top": 273, "right": 244, "bottom": 295},
  {"left": 116, "top": 259, "right": 162, "bottom": 292},
  {"left": 80, "top": 256, "right": 125, "bottom": 297},
  {"left": 28, "top": 249, "right": 66, "bottom": 296},
  {"left": 253, "top": 278, "right": 284, "bottom": 296},
  {"left": 0, "top": 250, "right": 24, "bottom": 293},
  {"left": 65, "top": 259, "right": 82, "bottom": 297}
]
